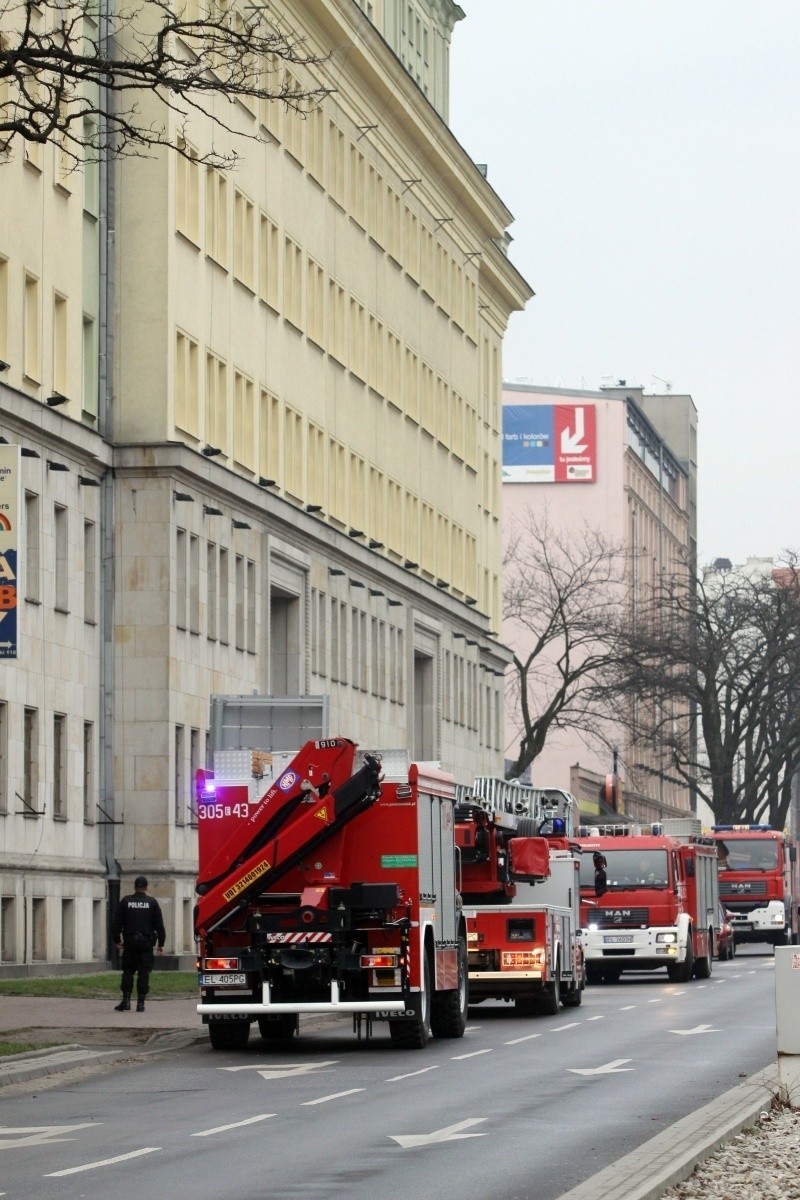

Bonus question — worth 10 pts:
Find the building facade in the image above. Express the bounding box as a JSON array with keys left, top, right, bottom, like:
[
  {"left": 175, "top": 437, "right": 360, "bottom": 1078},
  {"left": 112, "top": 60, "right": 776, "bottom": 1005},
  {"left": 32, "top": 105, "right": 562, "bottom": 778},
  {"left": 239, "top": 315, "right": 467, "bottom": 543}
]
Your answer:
[
  {"left": 0, "top": 0, "right": 532, "bottom": 970},
  {"left": 500, "top": 383, "right": 696, "bottom": 824}
]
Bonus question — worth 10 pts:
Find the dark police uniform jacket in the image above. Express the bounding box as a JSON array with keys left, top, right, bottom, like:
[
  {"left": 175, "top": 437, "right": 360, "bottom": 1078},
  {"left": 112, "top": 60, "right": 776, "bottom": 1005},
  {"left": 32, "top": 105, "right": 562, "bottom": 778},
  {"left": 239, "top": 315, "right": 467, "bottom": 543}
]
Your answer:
[{"left": 112, "top": 893, "right": 166, "bottom": 950}]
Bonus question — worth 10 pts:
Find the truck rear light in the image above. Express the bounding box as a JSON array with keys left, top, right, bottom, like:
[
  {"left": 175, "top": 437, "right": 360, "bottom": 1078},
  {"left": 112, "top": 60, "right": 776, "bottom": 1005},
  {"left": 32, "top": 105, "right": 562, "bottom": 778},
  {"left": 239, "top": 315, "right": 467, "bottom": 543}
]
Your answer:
[
  {"left": 361, "top": 954, "right": 398, "bottom": 968},
  {"left": 501, "top": 950, "right": 543, "bottom": 969},
  {"left": 203, "top": 957, "right": 240, "bottom": 971}
]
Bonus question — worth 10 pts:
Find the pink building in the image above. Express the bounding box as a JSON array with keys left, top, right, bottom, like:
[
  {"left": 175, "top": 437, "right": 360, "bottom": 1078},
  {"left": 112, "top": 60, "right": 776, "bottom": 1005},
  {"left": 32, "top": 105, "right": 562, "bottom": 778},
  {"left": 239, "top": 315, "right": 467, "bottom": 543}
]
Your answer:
[{"left": 501, "top": 383, "right": 697, "bottom": 822}]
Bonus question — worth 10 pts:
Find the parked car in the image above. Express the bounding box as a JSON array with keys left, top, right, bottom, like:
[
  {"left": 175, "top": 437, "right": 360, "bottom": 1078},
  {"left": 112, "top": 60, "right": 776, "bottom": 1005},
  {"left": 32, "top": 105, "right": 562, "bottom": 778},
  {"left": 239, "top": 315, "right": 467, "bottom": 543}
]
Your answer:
[{"left": 717, "top": 902, "right": 736, "bottom": 960}]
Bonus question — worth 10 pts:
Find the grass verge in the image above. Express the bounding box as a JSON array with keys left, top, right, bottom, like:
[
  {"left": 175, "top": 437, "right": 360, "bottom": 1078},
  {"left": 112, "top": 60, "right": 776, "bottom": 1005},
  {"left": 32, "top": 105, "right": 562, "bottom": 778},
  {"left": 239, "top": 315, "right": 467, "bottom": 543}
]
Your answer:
[
  {"left": 0, "top": 971, "right": 197, "bottom": 999},
  {"left": 0, "top": 1039, "right": 57, "bottom": 1058}
]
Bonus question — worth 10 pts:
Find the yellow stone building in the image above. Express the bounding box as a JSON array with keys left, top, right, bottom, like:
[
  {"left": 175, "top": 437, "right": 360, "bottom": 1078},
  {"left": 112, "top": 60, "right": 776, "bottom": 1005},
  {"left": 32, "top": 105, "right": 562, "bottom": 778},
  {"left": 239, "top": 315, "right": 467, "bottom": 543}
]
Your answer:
[{"left": 0, "top": 0, "right": 531, "bottom": 967}]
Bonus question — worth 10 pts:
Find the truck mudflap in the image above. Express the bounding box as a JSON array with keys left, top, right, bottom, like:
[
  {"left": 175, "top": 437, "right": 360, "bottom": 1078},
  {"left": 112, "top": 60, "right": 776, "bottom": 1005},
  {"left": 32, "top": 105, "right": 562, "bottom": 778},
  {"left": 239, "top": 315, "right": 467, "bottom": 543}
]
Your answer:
[{"left": 198, "top": 979, "right": 408, "bottom": 1016}]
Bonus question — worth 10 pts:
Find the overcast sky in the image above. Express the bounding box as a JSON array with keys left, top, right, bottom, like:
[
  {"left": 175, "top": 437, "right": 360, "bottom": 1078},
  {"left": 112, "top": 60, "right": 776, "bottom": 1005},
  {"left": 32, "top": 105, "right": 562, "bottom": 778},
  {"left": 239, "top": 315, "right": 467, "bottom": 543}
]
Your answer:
[{"left": 449, "top": 1, "right": 800, "bottom": 565}]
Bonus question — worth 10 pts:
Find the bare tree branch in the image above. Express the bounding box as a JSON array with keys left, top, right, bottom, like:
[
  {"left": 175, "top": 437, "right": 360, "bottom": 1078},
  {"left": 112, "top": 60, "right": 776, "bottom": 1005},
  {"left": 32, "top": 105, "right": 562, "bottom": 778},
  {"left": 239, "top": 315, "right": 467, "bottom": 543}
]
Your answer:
[
  {"left": 0, "top": 0, "right": 332, "bottom": 166},
  {"left": 502, "top": 508, "right": 629, "bottom": 781}
]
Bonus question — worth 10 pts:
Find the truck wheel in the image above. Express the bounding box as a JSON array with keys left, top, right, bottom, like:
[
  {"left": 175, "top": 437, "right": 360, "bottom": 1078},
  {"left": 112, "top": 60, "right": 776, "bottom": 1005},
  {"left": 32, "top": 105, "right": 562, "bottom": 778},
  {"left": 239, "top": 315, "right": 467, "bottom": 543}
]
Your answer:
[
  {"left": 693, "top": 930, "right": 713, "bottom": 979},
  {"left": 258, "top": 1015, "right": 298, "bottom": 1041},
  {"left": 561, "top": 979, "right": 583, "bottom": 1008},
  {"left": 585, "top": 964, "right": 603, "bottom": 986},
  {"left": 536, "top": 959, "right": 561, "bottom": 1016},
  {"left": 390, "top": 947, "right": 432, "bottom": 1049},
  {"left": 208, "top": 1020, "right": 250, "bottom": 1051},
  {"left": 678, "top": 934, "right": 695, "bottom": 983},
  {"left": 430, "top": 937, "right": 468, "bottom": 1039}
]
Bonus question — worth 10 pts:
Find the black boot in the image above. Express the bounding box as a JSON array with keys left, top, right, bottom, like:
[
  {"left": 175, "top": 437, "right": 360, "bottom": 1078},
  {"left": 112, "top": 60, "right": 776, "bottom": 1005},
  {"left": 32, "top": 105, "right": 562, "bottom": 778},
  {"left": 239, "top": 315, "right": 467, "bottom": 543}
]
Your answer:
[
  {"left": 136, "top": 997, "right": 145, "bottom": 1012},
  {"left": 115, "top": 992, "right": 131, "bottom": 1012}
]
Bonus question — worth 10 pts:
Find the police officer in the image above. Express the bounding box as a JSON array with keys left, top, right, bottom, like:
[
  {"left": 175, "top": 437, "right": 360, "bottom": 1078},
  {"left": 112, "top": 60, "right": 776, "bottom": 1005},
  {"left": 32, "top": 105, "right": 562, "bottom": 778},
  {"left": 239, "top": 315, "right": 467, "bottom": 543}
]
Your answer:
[{"left": 111, "top": 876, "right": 166, "bottom": 1012}]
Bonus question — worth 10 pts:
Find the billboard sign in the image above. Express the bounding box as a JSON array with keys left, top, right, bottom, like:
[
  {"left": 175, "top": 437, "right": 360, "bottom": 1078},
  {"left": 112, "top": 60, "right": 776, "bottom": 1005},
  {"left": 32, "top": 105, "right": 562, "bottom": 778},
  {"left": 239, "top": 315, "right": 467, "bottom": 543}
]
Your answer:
[
  {"left": 0, "top": 445, "right": 20, "bottom": 659},
  {"left": 502, "top": 403, "right": 596, "bottom": 483}
]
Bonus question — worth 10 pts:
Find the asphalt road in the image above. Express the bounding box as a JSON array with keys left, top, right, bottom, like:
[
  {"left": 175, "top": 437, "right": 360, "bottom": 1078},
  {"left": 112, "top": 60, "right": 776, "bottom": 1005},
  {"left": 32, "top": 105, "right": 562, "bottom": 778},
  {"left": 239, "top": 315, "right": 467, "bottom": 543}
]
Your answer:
[{"left": 0, "top": 946, "right": 778, "bottom": 1200}]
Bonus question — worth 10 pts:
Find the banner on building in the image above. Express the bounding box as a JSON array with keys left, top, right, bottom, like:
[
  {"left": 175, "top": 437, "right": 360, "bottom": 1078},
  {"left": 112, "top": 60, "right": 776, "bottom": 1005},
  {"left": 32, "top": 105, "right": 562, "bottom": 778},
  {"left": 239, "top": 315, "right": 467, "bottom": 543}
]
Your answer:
[
  {"left": 502, "top": 403, "right": 596, "bottom": 483},
  {"left": 0, "top": 445, "right": 20, "bottom": 659}
]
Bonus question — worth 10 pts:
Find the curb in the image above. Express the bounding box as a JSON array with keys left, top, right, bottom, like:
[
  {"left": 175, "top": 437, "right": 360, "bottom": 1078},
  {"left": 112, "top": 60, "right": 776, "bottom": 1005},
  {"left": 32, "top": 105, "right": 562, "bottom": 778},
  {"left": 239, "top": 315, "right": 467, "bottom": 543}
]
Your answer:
[
  {"left": 555, "top": 1065, "right": 778, "bottom": 1200},
  {"left": 0, "top": 1029, "right": 207, "bottom": 1088}
]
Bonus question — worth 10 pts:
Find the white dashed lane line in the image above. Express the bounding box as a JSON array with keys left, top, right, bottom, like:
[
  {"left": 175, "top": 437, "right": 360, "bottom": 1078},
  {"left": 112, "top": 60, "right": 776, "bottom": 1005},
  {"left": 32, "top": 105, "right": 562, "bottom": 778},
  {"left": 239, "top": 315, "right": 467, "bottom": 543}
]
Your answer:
[
  {"left": 504, "top": 1032, "right": 541, "bottom": 1045},
  {"left": 45, "top": 1148, "right": 161, "bottom": 1177},
  {"left": 302, "top": 1089, "right": 365, "bottom": 1106},
  {"left": 386, "top": 1066, "right": 440, "bottom": 1082},
  {"left": 193, "top": 1114, "right": 275, "bottom": 1137},
  {"left": 452, "top": 1048, "right": 493, "bottom": 1060}
]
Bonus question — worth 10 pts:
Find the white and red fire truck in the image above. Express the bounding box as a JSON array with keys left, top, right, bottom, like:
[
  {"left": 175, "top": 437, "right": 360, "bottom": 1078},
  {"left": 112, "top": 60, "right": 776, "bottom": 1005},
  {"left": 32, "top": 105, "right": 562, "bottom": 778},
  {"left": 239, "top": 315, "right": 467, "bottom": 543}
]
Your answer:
[
  {"left": 712, "top": 824, "right": 799, "bottom": 947},
  {"left": 194, "top": 715, "right": 468, "bottom": 1051},
  {"left": 575, "top": 820, "right": 719, "bottom": 983},
  {"left": 455, "top": 779, "right": 585, "bottom": 1014}
]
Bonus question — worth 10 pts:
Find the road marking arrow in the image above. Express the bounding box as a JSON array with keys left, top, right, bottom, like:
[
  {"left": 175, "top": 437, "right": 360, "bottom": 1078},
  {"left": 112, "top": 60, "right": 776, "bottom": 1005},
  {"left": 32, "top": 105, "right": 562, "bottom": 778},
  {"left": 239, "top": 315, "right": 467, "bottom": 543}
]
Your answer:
[
  {"left": 221, "top": 1061, "right": 338, "bottom": 1081},
  {"left": 668, "top": 1024, "right": 720, "bottom": 1036},
  {"left": 560, "top": 406, "right": 588, "bottom": 454},
  {"left": 389, "top": 1119, "right": 487, "bottom": 1149},
  {"left": 0, "top": 1123, "right": 96, "bottom": 1150},
  {"left": 568, "top": 1059, "right": 634, "bottom": 1076}
]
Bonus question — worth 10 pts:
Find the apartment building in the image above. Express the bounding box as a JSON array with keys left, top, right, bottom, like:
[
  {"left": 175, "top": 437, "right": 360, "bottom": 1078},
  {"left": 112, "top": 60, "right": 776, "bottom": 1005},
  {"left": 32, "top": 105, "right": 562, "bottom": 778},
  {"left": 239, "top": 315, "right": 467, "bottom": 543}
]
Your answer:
[
  {"left": 501, "top": 383, "right": 696, "bottom": 824},
  {"left": 0, "top": 0, "right": 531, "bottom": 969}
]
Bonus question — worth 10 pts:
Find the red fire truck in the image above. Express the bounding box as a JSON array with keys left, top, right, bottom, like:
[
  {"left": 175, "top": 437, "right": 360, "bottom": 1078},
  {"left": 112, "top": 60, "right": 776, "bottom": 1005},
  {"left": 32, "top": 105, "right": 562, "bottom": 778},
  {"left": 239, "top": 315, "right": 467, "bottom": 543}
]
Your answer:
[
  {"left": 712, "top": 825, "right": 799, "bottom": 947},
  {"left": 455, "top": 779, "right": 584, "bottom": 1014},
  {"left": 575, "top": 820, "right": 719, "bottom": 983},
  {"left": 194, "top": 736, "right": 468, "bottom": 1051}
]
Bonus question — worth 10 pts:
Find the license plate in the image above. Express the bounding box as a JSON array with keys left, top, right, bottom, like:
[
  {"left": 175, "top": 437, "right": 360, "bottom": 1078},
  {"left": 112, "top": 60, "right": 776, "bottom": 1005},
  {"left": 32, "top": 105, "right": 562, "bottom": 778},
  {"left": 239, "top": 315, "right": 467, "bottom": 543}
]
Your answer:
[
  {"left": 604, "top": 935, "right": 633, "bottom": 944},
  {"left": 200, "top": 972, "right": 247, "bottom": 986}
]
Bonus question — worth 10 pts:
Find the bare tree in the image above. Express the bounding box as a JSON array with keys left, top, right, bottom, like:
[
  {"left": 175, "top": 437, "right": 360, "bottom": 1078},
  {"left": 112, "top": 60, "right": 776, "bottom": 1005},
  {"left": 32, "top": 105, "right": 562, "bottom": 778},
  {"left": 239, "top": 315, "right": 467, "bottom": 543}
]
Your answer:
[
  {"left": 0, "top": 0, "right": 330, "bottom": 165},
  {"left": 622, "top": 557, "right": 800, "bottom": 829},
  {"left": 503, "top": 509, "right": 629, "bottom": 782}
]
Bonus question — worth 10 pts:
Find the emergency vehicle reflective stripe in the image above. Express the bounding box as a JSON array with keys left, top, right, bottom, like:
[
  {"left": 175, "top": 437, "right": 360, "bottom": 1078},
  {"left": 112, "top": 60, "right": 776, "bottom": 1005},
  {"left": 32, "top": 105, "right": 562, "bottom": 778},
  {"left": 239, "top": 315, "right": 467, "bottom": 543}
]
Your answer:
[{"left": 263, "top": 932, "right": 333, "bottom": 943}]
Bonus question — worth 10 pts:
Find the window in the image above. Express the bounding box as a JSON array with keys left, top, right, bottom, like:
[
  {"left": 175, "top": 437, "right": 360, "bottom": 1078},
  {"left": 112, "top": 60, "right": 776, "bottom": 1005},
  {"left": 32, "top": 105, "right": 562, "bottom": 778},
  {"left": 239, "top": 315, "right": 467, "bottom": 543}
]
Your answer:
[
  {"left": 189, "top": 728, "right": 201, "bottom": 826},
  {"left": 82, "top": 315, "right": 98, "bottom": 416},
  {"left": 23, "top": 707, "right": 39, "bottom": 816},
  {"left": 83, "top": 721, "right": 94, "bottom": 823},
  {"left": 175, "top": 330, "right": 200, "bottom": 438},
  {"left": 258, "top": 213, "right": 280, "bottom": 310},
  {"left": 283, "top": 406, "right": 303, "bottom": 498},
  {"left": 61, "top": 898, "right": 75, "bottom": 960},
  {"left": 349, "top": 299, "right": 366, "bottom": 381},
  {"left": 306, "top": 257, "right": 325, "bottom": 348},
  {"left": 54, "top": 504, "right": 68, "bottom": 612},
  {"left": 259, "top": 389, "right": 281, "bottom": 484},
  {"left": 174, "top": 723, "right": 185, "bottom": 825},
  {"left": 328, "top": 280, "right": 347, "bottom": 364},
  {"left": 219, "top": 546, "right": 229, "bottom": 644},
  {"left": 31, "top": 897, "right": 46, "bottom": 960},
  {"left": 1, "top": 897, "right": 16, "bottom": 962},
  {"left": 206, "top": 542, "right": 217, "bottom": 641},
  {"left": 205, "top": 168, "right": 228, "bottom": 267},
  {"left": 283, "top": 236, "right": 303, "bottom": 329},
  {"left": 83, "top": 520, "right": 97, "bottom": 623},
  {"left": 205, "top": 351, "right": 228, "bottom": 454},
  {"left": 24, "top": 273, "right": 40, "bottom": 382},
  {"left": 52, "top": 292, "right": 68, "bottom": 397},
  {"left": 83, "top": 117, "right": 100, "bottom": 216},
  {"left": 53, "top": 713, "right": 66, "bottom": 819},
  {"left": 176, "top": 528, "right": 187, "bottom": 629},
  {"left": 233, "top": 188, "right": 255, "bottom": 289},
  {"left": 233, "top": 370, "right": 255, "bottom": 470},
  {"left": 24, "top": 492, "right": 40, "bottom": 602},
  {"left": 189, "top": 533, "right": 200, "bottom": 633},
  {"left": 246, "top": 559, "right": 256, "bottom": 653},
  {"left": 235, "top": 554, "right": 245, "bottom": 649},
  {"left": 176, "top": 140, "right": 200, "bottom": 244}
]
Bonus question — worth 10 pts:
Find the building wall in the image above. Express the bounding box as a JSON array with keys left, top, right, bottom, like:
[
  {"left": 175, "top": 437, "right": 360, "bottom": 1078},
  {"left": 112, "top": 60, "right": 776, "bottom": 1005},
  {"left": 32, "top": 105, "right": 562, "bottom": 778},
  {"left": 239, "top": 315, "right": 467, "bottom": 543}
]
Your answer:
[
  {"left": 501, "top": 384, "right": 693, "bottom": 819},
  {"left": 0, "top": 0, "right": 529, "bottom": 966}
]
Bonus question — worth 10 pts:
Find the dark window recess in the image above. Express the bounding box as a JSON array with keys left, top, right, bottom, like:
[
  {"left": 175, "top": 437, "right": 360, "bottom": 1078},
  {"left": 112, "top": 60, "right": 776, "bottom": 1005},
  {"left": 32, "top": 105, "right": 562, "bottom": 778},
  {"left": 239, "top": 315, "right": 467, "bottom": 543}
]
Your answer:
[{"left": 507, "top": 918, "right": 535, "bottom": 942}]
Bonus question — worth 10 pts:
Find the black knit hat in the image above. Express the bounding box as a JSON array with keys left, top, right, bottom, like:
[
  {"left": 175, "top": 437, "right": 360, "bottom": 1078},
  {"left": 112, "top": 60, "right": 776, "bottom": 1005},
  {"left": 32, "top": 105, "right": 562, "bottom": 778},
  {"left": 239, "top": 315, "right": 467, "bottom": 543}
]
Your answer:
[{"left": 134, "top": 875, "right": 148, "bottom": 889}]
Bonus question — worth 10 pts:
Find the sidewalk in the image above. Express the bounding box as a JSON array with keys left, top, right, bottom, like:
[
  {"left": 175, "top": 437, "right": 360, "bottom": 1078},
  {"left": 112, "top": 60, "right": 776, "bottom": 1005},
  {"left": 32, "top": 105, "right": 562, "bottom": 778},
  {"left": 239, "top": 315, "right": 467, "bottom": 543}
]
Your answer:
[
  {"left": 0, "top": 996, "right": 786, "bottom": 1200},
  {"left": 0, "top": 994, "right": 206, "bottom": 1089}
]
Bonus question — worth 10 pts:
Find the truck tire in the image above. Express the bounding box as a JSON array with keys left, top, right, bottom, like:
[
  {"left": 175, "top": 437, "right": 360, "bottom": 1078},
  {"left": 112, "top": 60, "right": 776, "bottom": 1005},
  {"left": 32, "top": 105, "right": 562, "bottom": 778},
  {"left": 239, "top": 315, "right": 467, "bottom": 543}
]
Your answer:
[
  {"left": 536, "top": 958, "right": 561, "bottom": 1016},
  {"left": 561, "top": 978, "right": 583, "bottom": 1008},
  {"left": 390, "top": 947, "right": 432, "bottom": 1049},
  {"left": 693, "top": 929, "right": 713, "bottom": 979},
  {"left": 208, "top": 1019, "right": 250, "bottom": 1051},
  {"left": 430, "top": 937, "right": 468, "bottom": 1039},
  {"left": 585, "top": 964, "right": 603, "bottom": 986},
  {"left": 258, "top": 1015, "right": 298, "bottom": 1041},
  {"left": 677, "top": 933, "right": 694, "bottom": 983}
]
